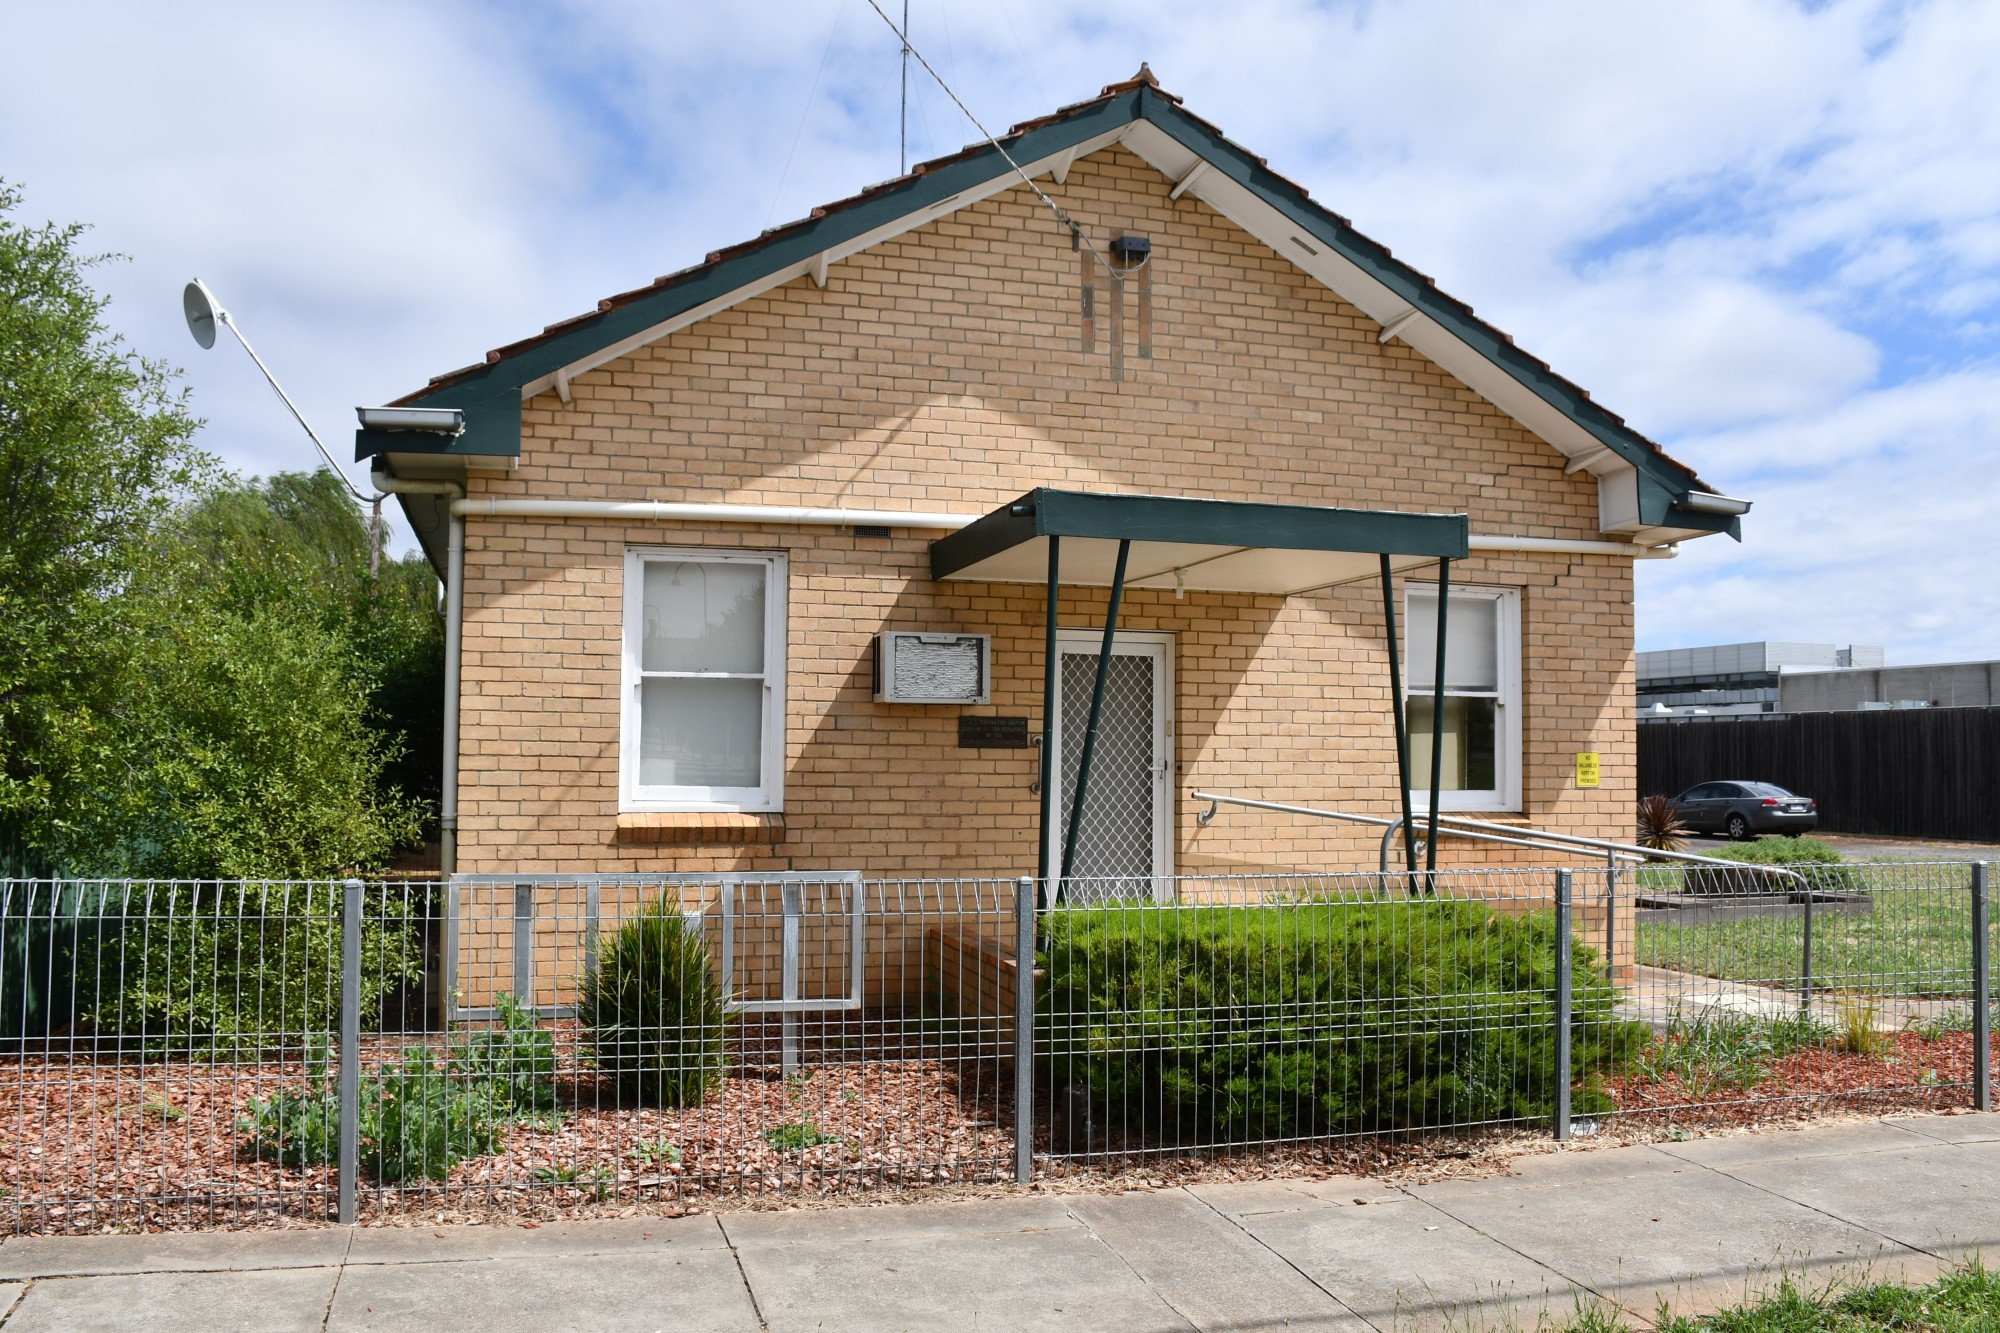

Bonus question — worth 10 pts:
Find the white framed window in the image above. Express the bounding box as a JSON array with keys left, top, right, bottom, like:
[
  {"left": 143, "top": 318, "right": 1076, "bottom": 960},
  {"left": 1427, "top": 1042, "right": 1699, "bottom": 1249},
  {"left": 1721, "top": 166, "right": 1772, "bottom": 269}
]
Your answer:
[
  {"left": 621, "top": 548, "right": 787, "bottom": 812},
  {"left": 1404, "top": 583, "right": 1521, "bottom": 812}
]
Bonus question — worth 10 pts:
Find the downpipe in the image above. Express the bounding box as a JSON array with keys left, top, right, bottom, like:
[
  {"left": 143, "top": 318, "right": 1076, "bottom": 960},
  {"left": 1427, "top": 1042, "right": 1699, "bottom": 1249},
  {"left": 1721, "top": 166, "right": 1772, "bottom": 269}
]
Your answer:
[{"left": 373, "top": 468, "right": 465, "bottom": 876}]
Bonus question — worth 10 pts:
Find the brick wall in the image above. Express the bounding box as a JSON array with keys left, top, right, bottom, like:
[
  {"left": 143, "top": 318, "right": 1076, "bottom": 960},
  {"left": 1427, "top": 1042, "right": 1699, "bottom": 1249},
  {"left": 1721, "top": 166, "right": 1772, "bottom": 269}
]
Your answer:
[{"left": 445, "top": 144, "right": 1641, "bottom": 994}]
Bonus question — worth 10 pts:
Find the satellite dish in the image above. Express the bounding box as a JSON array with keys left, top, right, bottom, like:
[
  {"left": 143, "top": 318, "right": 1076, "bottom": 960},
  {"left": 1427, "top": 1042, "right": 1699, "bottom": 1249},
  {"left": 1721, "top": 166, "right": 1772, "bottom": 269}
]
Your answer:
[{"left": 182, "top": 279, "right": 223, "bottom": 349}]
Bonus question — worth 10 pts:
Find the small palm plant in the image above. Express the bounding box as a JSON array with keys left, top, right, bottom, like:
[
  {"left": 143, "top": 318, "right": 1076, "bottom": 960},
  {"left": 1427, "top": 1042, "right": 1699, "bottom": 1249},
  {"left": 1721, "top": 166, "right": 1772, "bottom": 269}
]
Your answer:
[
  {"left": 575, "top": 901, "right": 730, "bottom": 1107},
  {"left": 1636, "top": 794, "right": 1689, "bottom": 852}
]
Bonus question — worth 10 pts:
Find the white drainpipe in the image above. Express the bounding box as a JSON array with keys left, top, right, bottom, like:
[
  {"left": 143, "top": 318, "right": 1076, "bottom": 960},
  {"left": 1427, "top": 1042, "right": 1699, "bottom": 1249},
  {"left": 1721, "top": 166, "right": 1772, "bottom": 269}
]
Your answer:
[
  {"left": 444, "top": 496, "right": 1678, "bottom": 558},
  {"left": 373, "top": 469, "right": 467, "bottom": 875}
]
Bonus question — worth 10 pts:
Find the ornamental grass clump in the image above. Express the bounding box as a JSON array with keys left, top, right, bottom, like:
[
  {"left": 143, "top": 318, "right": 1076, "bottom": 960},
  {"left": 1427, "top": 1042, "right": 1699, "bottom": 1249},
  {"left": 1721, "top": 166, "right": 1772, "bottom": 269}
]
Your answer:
[{"left": 576, "top": 901, "right": 728, "bottom": 1107}]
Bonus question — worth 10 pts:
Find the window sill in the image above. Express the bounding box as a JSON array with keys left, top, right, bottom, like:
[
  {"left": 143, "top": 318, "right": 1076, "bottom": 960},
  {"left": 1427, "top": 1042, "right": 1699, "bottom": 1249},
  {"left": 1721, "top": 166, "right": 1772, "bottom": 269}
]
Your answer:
[{"left": 615, "top": 812, "right": 786, "bottom": 846}]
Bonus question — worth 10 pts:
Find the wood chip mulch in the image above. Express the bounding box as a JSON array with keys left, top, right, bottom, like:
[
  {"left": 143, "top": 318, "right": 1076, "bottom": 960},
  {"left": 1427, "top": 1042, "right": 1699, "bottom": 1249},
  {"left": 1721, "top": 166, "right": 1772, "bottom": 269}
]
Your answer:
[{"left": 0, "top": 1029, "right": 1989, "bottom": 1237}]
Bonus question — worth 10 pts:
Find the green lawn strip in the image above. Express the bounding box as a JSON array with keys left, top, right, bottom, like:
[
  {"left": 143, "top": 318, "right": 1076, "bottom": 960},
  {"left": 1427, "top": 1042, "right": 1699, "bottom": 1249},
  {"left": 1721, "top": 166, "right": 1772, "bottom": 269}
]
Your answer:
[
  {"left": 1548, "top": 1264, "right": 2000, "bottom": 1332},
  {"left": 1635, "top": 856, "right": 1993, "bottom": 997}
]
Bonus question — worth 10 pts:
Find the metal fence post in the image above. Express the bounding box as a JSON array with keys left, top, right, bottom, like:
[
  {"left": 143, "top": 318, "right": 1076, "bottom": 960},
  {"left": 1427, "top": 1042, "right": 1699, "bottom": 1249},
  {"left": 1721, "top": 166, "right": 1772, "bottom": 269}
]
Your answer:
[
  {"left": 780, "top": 883, "right": 802, "bottom": 1078},
  {"left": 1554, "top": 869, "right": 1572, "bottom": 1143},
  {"left": 1603, "top": 848, "right": 1618, "bottom": 978},
  {"left": 512, "top": 882, "right": 535, "bottom": 1005},
  {"left": 338, "top": 878, "right": 363, "bottom": 1225},
  {"left": 1801, "top": 878, "right": 1815, "bottom": 1012},
  {"left": 1015, "top": 876, "right": 1036, "bottom": 1184},
  {"left": 1975, "top": 862, "right": 1991, "bottom": 1113}
]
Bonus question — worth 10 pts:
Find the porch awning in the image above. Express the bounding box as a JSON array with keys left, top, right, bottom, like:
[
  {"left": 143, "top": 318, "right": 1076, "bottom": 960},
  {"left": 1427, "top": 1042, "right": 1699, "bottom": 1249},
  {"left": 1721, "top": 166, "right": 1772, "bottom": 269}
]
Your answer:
[{"left": 928, "top": 489, "right": 1469, "bottom": 595}]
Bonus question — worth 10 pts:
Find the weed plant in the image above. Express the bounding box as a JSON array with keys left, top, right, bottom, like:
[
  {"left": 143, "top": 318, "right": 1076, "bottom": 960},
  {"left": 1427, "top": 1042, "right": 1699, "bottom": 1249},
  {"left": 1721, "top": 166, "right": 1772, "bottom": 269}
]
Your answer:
[
  {"left": 1547, "top": 1263, "right": 2000, "bottom": 1332},
  {"left": 1633, "top": 1007, "right": 1830, "bottom": 1095},
  {"left": 238, "top": 991, "right": 559, "bottom": 1182}
]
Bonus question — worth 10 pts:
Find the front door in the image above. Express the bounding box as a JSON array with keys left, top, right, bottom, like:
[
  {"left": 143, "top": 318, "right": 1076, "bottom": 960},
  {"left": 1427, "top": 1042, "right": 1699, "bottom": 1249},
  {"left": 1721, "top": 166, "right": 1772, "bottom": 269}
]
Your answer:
[{"left": 1047, "top": 632, "right": 1173, "bottom": 901}]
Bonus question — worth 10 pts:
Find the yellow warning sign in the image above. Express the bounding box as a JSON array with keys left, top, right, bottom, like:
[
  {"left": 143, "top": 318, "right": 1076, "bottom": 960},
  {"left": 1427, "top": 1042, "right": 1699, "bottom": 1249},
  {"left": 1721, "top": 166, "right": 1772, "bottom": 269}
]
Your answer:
[{"left": 1575, "top": 752, "right": 1601, "bottom": 788}]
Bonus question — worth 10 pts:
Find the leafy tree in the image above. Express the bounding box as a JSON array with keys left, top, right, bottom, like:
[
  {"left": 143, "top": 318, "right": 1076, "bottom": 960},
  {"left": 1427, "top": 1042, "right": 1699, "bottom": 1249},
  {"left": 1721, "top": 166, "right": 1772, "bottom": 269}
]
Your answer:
[
  {"left": 0, "top": 185, "right": 438, "bottom": 877},
  {"left": 0, "top": 181, "right": 209, "bottom": 865}
]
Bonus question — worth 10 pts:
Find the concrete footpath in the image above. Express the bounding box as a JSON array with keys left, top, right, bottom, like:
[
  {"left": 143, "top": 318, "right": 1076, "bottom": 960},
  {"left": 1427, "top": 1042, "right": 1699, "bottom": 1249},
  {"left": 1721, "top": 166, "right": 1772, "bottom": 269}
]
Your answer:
[{"left": 0, "top": 1114, "right": 1996, "bottom": 1332}]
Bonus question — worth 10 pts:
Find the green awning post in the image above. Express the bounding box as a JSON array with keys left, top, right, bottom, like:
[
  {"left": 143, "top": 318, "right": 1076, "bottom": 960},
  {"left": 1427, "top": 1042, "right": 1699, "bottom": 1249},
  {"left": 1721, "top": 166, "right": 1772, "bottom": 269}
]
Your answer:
[
  {"left": 1380, "top": 555, "right": 1420, "bottom": 896},
  {"left": 1058, "top": 538, "right": 1131, "bottom": 903},
  {"left": 1424, "top": 558, "right": 1452, "bottom": 893},
  {"left": 1036, "top": 535, "right": 1062, "bottom": 914}
]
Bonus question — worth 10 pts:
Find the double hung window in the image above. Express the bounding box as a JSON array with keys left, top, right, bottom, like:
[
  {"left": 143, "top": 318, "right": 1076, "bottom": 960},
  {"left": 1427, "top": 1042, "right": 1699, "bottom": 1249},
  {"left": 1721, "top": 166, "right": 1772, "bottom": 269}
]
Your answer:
[
  {"left": 1404, "top": 584, "right": 1520, "bottom": 811},
  {"left": 621, "top": 549, "right": 786, "bottom": 812}
]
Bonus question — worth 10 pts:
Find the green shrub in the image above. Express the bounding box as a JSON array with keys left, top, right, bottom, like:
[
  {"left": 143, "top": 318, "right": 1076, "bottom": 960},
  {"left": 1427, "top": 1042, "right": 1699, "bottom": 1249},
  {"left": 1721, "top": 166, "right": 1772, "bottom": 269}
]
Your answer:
[
  {"left": 452, "top": 991, "right": 559, "bottom": 1112},
  {"left": 365, "top": 1050, "right": 507, "bottom": 1183},
  {"left": 1039, "top": 899, "right": 1645, "bottom": 1143},
  {"left": 575, "top": 901, "right": 728, "bottom": 1107},
  {"left": 1640, "top": 837, "right": 1860, "bottom": 896},
  {"left": 1709, "top": 836, "right": 1843, "bottom": 866},
  {"left": 238, "top": 1042, "right": 340, "bottom": 1167},
  {"left": 236, "top": 992, "right": 558, "bottom": 1182},
  {"left": 83, "top": 881, "right": 423, "bottom": 1054}
]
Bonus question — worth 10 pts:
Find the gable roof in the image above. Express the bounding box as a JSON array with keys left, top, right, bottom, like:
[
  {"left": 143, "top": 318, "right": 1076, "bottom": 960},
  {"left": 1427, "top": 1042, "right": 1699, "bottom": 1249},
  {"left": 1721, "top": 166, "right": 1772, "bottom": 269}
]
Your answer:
[{"left": 361, "top": 68, "right": 1743, "bottom": 543}]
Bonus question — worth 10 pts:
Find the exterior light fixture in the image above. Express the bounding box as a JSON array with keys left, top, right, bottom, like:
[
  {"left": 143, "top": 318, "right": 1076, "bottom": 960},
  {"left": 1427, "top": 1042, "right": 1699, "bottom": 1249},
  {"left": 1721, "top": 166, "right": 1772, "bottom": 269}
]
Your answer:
[
  {"left": 356, "top": 406, "right": 465, "bottom": 435},
  {"left": 182, "top": 277, "right": 389, "bottom": 574}
]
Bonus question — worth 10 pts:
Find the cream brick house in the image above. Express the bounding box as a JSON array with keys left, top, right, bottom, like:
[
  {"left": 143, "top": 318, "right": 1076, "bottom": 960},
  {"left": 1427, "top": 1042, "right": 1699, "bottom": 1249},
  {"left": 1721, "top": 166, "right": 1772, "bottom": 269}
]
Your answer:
[{"left": 360, "top": 69, "right": 1747, "bottom": 908}]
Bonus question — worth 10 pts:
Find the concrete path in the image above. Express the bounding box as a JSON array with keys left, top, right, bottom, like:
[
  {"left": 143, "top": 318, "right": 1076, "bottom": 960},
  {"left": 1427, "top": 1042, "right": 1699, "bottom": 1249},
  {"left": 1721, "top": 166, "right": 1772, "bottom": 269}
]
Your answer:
[
  {"left": 1618, "top": 964, "right": 1968, "bottom": 1033},
  {"left": 2, "top": 1113, "right": 1997, "bottom": 1331}
]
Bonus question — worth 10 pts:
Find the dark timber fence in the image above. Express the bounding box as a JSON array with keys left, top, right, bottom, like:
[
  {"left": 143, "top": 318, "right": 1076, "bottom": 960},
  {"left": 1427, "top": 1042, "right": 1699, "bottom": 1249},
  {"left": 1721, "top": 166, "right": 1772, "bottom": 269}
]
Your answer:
[{"left": 1639, "top": 707, "right": 2000, "bottom": 842}]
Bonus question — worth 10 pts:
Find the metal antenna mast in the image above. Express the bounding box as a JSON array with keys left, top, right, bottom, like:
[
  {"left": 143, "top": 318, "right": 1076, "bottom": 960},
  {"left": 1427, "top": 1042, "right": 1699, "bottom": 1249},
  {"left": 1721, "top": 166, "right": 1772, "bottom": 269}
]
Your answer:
[{"left": 899, "top": 0, "right": 911, "bottom": 173}]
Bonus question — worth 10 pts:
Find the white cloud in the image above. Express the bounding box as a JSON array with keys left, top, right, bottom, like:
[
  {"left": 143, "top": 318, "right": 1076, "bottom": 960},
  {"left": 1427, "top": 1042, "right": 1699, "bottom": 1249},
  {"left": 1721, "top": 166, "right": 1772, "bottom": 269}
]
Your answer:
[
  {"left": 1639, "top": 369, "right": 2000, "bottom": 661},
  {"left": 4, "top": 0, "right": 1997, "bottom": 664}
]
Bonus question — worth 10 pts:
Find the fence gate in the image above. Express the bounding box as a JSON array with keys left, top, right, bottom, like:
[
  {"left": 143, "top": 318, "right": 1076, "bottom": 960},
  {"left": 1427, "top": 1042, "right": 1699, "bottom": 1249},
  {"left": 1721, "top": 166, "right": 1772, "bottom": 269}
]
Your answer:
[{"left": 718, "top": 873, "right": 866, "bottom": 1074}]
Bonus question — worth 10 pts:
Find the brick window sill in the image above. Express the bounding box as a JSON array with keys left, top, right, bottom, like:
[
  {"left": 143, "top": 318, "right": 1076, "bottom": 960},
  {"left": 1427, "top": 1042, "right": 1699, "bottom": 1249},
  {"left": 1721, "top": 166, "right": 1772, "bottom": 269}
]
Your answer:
[{"left": 615, "top": 812, "right": 786, "bottom": 846}]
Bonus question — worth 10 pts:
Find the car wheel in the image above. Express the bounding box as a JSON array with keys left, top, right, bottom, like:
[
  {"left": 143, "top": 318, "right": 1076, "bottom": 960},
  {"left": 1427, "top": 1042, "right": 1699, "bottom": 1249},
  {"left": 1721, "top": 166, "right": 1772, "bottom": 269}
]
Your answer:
[{"left": 1725, "top": 813, "right": 1751, "bottom": 841}]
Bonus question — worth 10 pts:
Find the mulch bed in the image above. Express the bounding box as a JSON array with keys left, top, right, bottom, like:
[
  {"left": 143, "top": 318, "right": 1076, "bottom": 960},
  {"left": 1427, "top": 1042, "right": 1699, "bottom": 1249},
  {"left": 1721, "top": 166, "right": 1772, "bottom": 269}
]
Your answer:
[
  {"left": 0, "top": 1026, "right": 1990, "bottom": 1236},
  {"left": 1601, "top": 1029, "right": 1985, "bottom": 1129}
]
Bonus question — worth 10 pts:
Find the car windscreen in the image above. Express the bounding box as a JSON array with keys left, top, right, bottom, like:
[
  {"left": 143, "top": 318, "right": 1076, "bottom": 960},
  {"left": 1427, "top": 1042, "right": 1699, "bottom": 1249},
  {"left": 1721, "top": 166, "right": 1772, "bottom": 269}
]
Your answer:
[{"left": 1745, "top": 782, "right": 1795, "bottom": 798}]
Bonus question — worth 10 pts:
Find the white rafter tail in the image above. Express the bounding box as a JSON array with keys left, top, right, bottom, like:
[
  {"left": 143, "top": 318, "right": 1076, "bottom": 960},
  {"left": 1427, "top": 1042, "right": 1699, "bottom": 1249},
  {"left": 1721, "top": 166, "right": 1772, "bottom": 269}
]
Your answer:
[
  {"left": 1050, "top": 144, "right": 1080, "bottom": 185},
  {"left": 1377, "top": 308, "right": 1422, "bottom": 344},
  {"left": 810, "top": 251, "right": 831, "bottom": 289},
  {"left": 554, "top": 364, "right": 573, "bottom": 405},
  {"left": 1168, "top": 159, "right": 1209, "bottom": 201},
  {"left": 1564, "top": 445, "right": 1616, "bottom": 474}
]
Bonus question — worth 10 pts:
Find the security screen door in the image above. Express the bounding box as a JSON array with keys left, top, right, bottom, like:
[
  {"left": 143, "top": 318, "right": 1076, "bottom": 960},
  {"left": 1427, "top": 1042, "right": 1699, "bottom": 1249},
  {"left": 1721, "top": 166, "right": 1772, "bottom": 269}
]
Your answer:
[{"left": 1048, "top": 632, "right": 1172, "bottom": 902}]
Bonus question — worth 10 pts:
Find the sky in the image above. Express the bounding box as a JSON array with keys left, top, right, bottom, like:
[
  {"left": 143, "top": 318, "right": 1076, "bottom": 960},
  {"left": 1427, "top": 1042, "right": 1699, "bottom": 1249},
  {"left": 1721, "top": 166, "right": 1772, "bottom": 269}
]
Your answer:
[{"left": 6, "top": 0, "right": 1997, "bottom": 662}]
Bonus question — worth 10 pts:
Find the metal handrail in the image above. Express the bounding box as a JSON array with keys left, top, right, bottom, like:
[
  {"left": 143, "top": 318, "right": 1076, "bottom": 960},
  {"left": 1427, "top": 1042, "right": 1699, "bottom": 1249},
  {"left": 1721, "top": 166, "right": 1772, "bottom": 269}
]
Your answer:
[
  {"left": 1192, "top": 791, "right": 1640, "bottom": 865},
  {"left": 1189, "top": 790, "right": 1811, "bottom": 885}
]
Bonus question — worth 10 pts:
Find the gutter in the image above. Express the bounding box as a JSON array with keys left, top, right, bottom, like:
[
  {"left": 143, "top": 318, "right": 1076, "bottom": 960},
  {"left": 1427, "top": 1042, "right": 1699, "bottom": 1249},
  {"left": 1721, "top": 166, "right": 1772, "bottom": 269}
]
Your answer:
[
  {"left": 373, "top": 468, "right": 468, "bottom": 876},
  {"left": 445, "top": 496, "right": 1679, "bottom": 559}
]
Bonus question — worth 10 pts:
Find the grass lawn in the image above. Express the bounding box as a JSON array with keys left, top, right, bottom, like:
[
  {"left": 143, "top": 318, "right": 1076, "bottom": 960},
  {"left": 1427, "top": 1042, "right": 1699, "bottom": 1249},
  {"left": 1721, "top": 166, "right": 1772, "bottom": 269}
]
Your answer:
[
  {"left": 1555, "top": 1264, "right": 2000, "bottom": 1332},
  {"left": 1634, "top": 859, "right": 1994, "bottom": 997}
]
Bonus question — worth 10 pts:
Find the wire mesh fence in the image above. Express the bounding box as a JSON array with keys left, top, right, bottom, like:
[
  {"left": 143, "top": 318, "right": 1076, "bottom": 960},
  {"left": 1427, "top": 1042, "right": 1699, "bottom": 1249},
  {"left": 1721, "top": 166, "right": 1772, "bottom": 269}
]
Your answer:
[
  {"left": 0, "top": 861, "right": 1990, "bottom": 1234},
  {"left": 1603, "top": 858, "right": 1995, "bottom": 1126}
]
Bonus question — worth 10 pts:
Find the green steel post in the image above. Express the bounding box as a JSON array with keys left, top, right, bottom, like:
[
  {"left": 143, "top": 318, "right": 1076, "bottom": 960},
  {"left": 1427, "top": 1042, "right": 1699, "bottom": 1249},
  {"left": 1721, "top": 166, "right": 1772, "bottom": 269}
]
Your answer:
[
  {"left": 1036, "top": 536, "right": 1061, "bottom": 908},
  {"left": 1381, "top": 554, "right": 1418, "bottom": 877},
  {"left": 1059, "top": 539, "right": 1130, "bottom": 900},
  {"left": 1425, "top": 558, "right": 1451, "bottom": 889}
]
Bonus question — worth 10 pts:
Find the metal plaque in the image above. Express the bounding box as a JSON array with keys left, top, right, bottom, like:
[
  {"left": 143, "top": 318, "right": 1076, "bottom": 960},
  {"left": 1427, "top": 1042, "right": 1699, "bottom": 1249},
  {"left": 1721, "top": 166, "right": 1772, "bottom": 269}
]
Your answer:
[{"left": 959, "top": 715, "right": 1030, "bottom": 749}]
